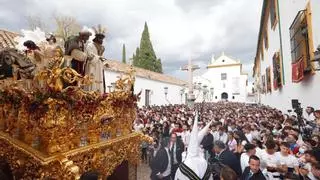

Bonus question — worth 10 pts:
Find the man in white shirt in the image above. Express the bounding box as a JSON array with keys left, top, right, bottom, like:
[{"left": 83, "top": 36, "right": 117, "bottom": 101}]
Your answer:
[
  {"left": 240, "top": 144, "right": 257, "bottom": 172},
  {"left": 244, "top": 127, "right": 253, "bottom": 143},
  {"left": 305, "top": 107, "right": 315, "bottom": 122},
  {"left": 212, "top": 127, "right": 228, "bottom": 144},
  {"left": 260, "top": 140, "right": 281, "bottom": 179},
  {"left": 133, "top": 119, "right": 144, "bottom": 132},
  {"left": 179, "top": 125, "right": 190, "bottom": 150},
  {"left": 276, "top": 142, "right": 299, "bottom": 177}
]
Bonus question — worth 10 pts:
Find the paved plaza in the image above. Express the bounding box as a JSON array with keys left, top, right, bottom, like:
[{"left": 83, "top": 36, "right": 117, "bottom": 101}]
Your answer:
[{"left": 137, "top": 163, "right": 151, "bottom": 180}]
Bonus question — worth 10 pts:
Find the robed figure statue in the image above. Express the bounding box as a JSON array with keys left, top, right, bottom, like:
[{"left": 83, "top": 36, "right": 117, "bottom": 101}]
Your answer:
[
  {"left": 64, "top": 29, "right": 92, "bottom": 76},
  {"left": 85, "top": 25, "right": 107, "bottom": 93}
]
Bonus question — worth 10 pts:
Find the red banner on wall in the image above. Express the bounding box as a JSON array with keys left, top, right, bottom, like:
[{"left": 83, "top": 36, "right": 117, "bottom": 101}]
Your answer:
[{"left": 292, "top": 57, "right": 305, "bottom": 83}]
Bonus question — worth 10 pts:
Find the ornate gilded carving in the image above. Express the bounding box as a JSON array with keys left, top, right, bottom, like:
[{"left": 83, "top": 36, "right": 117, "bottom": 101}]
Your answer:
[{"left": 0, "top": 66, "right": 151, "bottom": 179}]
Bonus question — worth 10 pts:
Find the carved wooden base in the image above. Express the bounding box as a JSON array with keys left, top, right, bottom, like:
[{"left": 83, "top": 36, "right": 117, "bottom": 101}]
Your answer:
[{"left": 0, "top": 132, "right": 147, "bottom": 179}]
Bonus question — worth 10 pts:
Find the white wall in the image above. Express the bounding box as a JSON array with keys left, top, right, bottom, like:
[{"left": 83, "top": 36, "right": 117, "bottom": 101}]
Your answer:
[
  {"left": 257, "top": 0, "right": 320, "bottom": 112},
  {"left": 200, "top": 65, "right": 248, "bottom": 102},
  {"left": 104, "top": 71, "right": 185, "bottom": 107}
]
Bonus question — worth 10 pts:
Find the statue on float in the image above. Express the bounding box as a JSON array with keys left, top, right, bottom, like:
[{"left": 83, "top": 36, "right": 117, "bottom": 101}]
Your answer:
[
  {"left": 0, "top": 47, "right": 36, "bottom": 80},
  {"left": 0, "top": 26, "right": 108, "bottom": 93},
  {"left": 175, "top": 112, "right": 213, "bottom": 180},
  {"left": 64, "top": 27, "right": 93, "bottom": 76},
  {"left": 85, "top": 25, "right": 107, "bottom": 93},
  {"left": 43, "top": 33, "right": 64, "bottom": 69},
  {"left": 0, "top": 28, "right": 63, "bottom": 82}
]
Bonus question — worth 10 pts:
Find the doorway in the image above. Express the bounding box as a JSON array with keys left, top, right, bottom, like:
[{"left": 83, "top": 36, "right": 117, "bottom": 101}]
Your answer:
[
  {"left": 221, "top": 92, "right": 228, "bottom": 100},
  {"left": 145, "top": 89, "right": 150, "bottom": 106}
]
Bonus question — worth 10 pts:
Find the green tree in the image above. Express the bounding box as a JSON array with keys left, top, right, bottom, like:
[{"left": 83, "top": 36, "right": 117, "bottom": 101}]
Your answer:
[
  {"left": 156, "top": 58, "right": 163, "bottom": 73},
  {"left": 122, "top": 44, "right": 126, "bottom": 64},
  {"left": 132, "top": 22, "right": 163, "bottom": 73},
  {"left": 132, "top": 47, "right": 140, "bottom": 66}
]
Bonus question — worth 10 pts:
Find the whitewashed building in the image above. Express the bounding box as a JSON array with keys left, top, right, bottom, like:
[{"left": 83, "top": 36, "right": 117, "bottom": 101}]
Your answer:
[
  {"left": 193, "top": 53, "right": 249, "bottom": 102},
  {"left": 253, "top": 0, "right": 320, "bottom": 112},
  {"left": 104, "top": 60, "right": 187, "bottom": 107}
]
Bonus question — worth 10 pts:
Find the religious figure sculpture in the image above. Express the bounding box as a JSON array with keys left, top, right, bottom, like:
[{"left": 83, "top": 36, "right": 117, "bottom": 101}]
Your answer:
[
  {"left": 43, "top": 34, "right": 64, "bottom": 69},
  {"left": 0, "top": 48, "right": 36, "bottom": 80},
  {"left": 85, "top": 25, "right": 107, "bottom": 93},
  {"left": 64, "top": 29, "right": 93, "bottom": 76},
  {"left": 23, "top": 40, "right": 44, "bottom": 71}
]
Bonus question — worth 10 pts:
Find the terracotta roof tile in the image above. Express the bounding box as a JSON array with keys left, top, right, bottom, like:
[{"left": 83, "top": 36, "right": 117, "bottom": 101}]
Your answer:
[
  {"left": 106, "top": 59, "right": 187, "bottom": 86},
  {"left": 0, "top": 29, "right": 20, "bottom": 49}
]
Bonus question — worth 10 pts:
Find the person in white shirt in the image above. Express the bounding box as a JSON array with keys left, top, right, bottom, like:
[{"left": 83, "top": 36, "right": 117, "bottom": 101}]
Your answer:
[
  {"left": 179, "top": 124, "right": 190, "bottom": 150},
  {"left": 133, "top": 119, "right": 144, "bottom": 132},
  {"left": 305, "top": 107, "right": 315, "bottom": 122},
  {"left": 244, "top": 127, "right": 253, "bottom": 143},
  {"left": 276, "top": 142, "right": 299, "bottom": 177},
  {"left": 240, "top": 143, "right": 256, "bottom": 172},
  {"left": 250, "top": 125, "right": 260, "bottom": 141},
  {"left": 298, "top": 149, "right": 318, "bottom": 180},
  {"left": 227, "top": 123, "right": 237, "bottom": 132},
  {"left": 260, "top": 140, "right": 281, "bottom": 180},
  {"left": 212, "top": 127, "right": 228, "bottom": 144},
  {"left": 252, "top": 139, "right": 263, "bottom": 159}
]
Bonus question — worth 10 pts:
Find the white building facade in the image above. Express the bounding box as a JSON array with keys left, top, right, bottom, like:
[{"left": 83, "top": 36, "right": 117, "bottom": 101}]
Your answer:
[
  {"left": 104, "top": 60, "right": 187, "bottom": 107},
  {"left": 253, "top": 0, "right": 320, "bottom": 112},
  {"left": 194, "top": 53, "right": 249, "bottom": 103}
]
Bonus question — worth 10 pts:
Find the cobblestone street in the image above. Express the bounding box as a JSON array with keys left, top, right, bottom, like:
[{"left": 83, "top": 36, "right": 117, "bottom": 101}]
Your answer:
[{"left": 137, "top": 163, "right": 151, "bottom": 180}]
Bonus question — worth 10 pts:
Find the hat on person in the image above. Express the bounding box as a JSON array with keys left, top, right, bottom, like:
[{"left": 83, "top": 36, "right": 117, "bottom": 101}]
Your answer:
[
  {"left": 79, "top": 27, "right": 92, "bottom": 36},
  {"left": 92, "top": 24, "right": 106, "bottom": 38}
]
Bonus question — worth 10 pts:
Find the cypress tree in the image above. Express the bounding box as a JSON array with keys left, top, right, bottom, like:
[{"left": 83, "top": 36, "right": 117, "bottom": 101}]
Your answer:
[
  {"left": 132, "top": 54, "right": 136, "bottom": 65},
  {"left": 132, "top": 47, "right": 140, "bottom": 66},
  {"left": 156, "top": 58, "right": 163, "bottom": 73},
  {"left": 122, "top": 44, "right": 126, "bottom": 64},
  {"left": 133, "top": 22, "right": 162, "bottom": 73}
]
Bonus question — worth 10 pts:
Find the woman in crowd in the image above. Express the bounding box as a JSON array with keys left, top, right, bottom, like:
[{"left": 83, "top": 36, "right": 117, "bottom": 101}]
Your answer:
[{"left": 227, "top": 132, "right": 237, "bottom": 153}]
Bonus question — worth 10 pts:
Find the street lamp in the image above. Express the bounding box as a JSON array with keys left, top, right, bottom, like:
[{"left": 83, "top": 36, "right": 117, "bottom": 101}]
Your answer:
[
  {"left": 164, "top": 87, "right": 168, "bottom": 96},
  {"left": 210, "top": 87, "right": 214, "bottom": 101},
  {"left": 111, "top": 83, "right": 116, "bottom": 91},
  {"left": 202, "top": 85, "right": 208, "bottom": 101},
  {"left": 107, "top": 85, "right": 112, "bottom": 92},
  {"left": 164, "top": 87, "right": 171, "bottom": 104},
  {"left": 180, "top": 89, "right": 184, "bottom": 104}
]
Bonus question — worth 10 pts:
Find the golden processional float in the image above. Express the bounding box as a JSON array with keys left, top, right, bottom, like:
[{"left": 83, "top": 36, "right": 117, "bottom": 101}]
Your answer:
[{"left": 0, "top": 52, "right": 151, "bottom": 179}]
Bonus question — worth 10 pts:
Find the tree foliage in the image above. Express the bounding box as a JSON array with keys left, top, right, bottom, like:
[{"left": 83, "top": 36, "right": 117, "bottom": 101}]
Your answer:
[
  {"left": 26, "top": 15, "right": 48, "bottom": 31},
  {"left": 132, "top": 22, "right": 163, "bottom": 73},
  {"left": 122, "top": 44, "right": 126, "bottom": 64},
  {"left": 53, "top": 14, "right": 81, "bottom": 42}
]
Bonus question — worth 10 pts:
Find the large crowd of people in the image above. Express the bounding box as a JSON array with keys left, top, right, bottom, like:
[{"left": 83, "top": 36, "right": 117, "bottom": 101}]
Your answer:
[{"left": 133, "top": 102, "right": 320, "bottom": 180}]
